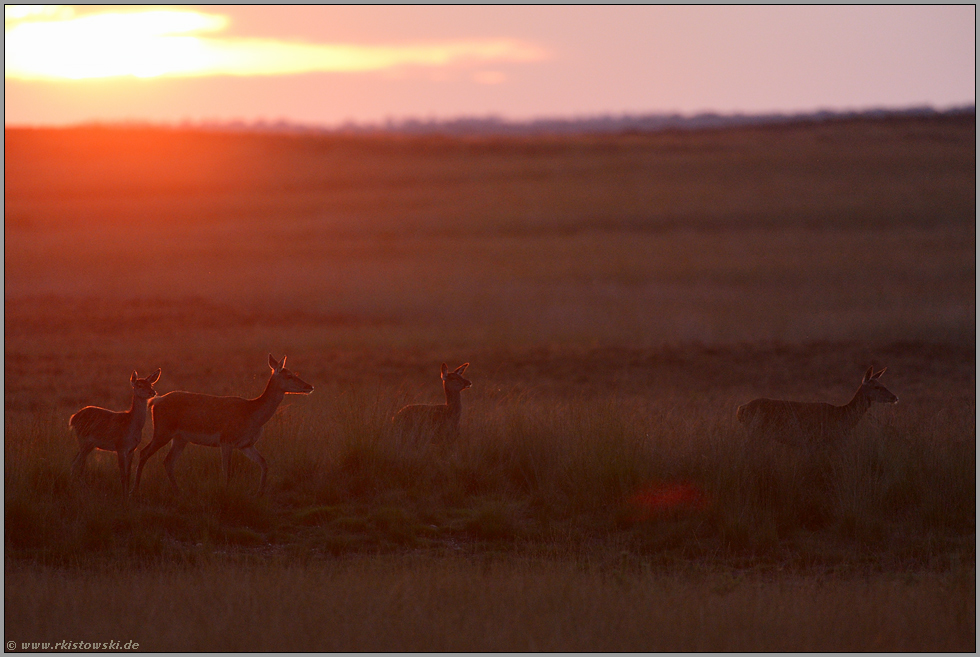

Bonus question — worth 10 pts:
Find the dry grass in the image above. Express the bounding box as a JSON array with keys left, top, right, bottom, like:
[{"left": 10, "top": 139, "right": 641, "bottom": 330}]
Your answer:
[
  {"left": 5, "top": 557, "right": 974, "bottom": 652},
  {"left": 4, "top": 116, "right": 975, "bottom": 651},
  {"left": 6, "top": 119, "right": 976, "bottom": 348},
  {"left": 5, "top": 364, "right": 974, "bottom": 570},
  {"left": 5, "top": 115, "right": 975, "bottom": 237}
]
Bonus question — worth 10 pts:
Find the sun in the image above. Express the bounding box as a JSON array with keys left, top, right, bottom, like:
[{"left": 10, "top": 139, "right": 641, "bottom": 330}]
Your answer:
[{"left": 5, "top": 6, "right": 229, "bottom": 80}]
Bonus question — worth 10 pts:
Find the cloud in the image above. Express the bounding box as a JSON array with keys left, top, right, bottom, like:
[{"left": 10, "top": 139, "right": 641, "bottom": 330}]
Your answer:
[{"left": 4, "top": 6, "right": 549, "bottom": 81}]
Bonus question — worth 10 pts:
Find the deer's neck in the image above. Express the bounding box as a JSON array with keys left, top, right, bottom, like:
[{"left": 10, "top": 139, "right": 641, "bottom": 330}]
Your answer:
[
  {"left": 128, "top": 392, "right": 149, "bottom": 429},
  {"left": 444, "top": 386, "right": 463, "bottom": 420},
  {"left": 839, "top": 388, "right": 873, "bottom": 429},
  {"left": 250, "top": 376, "right": 285, "bottom": 427}
]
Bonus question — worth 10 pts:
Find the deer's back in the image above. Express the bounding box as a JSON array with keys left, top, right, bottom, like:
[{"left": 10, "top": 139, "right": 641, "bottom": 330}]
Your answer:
[
  {"left": 69, "top": 406, "right": 130, "bottom": 436},
  {"left": 737, "top": 398, "right": 844, "bottom": 443},
  {"left": 150, "top": 391, "right": 253, "bottom": 434},
  {"left": 393, "top": 403, "right": 458, "bottom": 441}
]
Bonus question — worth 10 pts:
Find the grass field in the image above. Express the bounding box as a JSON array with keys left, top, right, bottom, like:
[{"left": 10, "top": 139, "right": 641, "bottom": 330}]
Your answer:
[{"left": 4, "top": 114, "right": 975, "bottom": 651}]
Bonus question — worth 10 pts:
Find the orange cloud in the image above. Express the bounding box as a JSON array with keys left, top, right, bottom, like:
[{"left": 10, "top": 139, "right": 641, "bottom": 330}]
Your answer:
[{"left": 4, "top": 6, "right": 550, "bottom": 81}]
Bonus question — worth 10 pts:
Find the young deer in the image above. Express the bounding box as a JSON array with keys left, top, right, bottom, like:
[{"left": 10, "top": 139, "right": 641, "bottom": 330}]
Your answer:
[
  {"left": 737, "top": 366, "right": 898, "bottom": 445},
  {"left": 393, "top": 363, "right": 471, "bottom": 446},
  {"left": 70, "top": 368, "right": 162, "bottom": 494},
  {"left": 131, "top": 354, "right": 313, "bottom": 496}
]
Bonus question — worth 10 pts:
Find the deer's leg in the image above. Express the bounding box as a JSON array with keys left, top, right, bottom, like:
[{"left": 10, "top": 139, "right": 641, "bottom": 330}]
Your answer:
[
  {"left": 240, "top": 446, "right": 268, "bottom": 496},
  {"left": 132, "top": 433, "right": 170, "bottom": 494},
  {"left": 116, "top": 449, "right": 134, "bottom": 495},
  {"left": 162, "top": 438, "right": 188, "bottom": 494}
]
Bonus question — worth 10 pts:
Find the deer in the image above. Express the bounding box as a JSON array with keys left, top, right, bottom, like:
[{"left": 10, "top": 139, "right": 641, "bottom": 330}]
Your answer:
[
  {"left": 70, "top": 368, "right": 162, "bottom": 494},
  {"left": 393, "top": 362, "right": 471, "bottom": 446},
  {"left": 736, "top": 366, "right": 898, "bottom": 445},
  {"left": 131, "top": 354, "right": 313, "bottom": 496}
]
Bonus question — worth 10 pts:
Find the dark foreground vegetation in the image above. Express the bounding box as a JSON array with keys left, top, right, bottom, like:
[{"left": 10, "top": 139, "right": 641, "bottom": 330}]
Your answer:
[
  {"left": 4, "top": 115, "right": 975, "bottom": 650},
  {"left": 4, "top": 341, "right": 975, "bottom": 568}
]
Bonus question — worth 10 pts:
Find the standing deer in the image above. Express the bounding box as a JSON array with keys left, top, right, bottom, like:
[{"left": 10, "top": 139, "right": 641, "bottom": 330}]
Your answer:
[
  {"left": 70, "top": 368, "right": 162, "bottom": 494},
  {"left": 736, "top": 366, "right": 898, "bottom": 445},
  {"left": 393, "top": 362, "right": 471, "bottom": 446},
  {"left": 131, "top": 354, "right": 313, "bottom": 496}
]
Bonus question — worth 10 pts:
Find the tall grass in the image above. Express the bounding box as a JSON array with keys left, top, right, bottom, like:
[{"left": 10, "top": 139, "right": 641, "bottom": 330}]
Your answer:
[{"left": 6, "top": 384, "right": 974, "bottom": 568}]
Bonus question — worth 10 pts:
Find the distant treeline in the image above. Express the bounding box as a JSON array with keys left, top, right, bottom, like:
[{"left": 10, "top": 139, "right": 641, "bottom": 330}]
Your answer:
[
  {"left": 39, "top": 105, "right": 976, "bottom": 137},
  {"left": 175, "top": 105, "right": 976, "bottom": 136}
]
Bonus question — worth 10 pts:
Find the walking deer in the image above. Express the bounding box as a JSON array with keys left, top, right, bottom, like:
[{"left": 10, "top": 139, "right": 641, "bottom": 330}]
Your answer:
[
  {"left": 70, "top": 368, "right": 161, "bottom": 494},
  {"left": 736, "top": 366, "right": 898, "bottom": 445},
  {"left": 393, "top": 363, "right": 471, "bottom": 446},
  {"left": 131, "top": 354, "right": 313, "bottom": 496}
]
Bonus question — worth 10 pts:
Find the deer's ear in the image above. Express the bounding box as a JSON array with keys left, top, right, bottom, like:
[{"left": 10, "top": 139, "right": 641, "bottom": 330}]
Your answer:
[
  {"left": 441, "top": 363, "right": 449, "bottom": 378},
  {"left": 863, "top": 366, "right": 874, "bottom": 383},
  {"left": 147, "top": 368, "right": 161, "bottom": 385},
  {"left": 455, "top": 363, "right": 469, "bottom": 374},
  {"left": 873, "top": 367, "right": 886, "bottom": 380},
  {"left": 131, "top": 371, "right": 138, "bottom": 385},
  {"left": 269, "top": 354, "right": 282, "bottom": 371}
]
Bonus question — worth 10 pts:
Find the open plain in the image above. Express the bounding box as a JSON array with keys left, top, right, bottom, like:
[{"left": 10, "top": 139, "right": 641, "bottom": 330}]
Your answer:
[{"left": 4, "top": 114, "right": 975, "bottom": 651}]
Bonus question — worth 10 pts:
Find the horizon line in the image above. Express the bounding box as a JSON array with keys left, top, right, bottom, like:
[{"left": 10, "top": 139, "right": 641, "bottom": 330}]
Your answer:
[{"left": 4, "top": 104, "right": 974, "bottom": 136}]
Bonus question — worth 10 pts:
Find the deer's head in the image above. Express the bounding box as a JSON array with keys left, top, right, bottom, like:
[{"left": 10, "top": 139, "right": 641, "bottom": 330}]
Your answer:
[
  {"left": 441, "top": 362, "right": 472, "bottom": 394},
  {"left": 269, "top": 354, "right": 315, "bottom": 394},
  {"left": 860, "top": 367, "right": 898, "bottom": 404},
  {"left": 131, "top": 369, "right": 161, "bottom": 400}
]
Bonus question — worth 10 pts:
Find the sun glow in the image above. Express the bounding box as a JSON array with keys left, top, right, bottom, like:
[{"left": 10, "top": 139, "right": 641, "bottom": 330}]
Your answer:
[{"left": 4, "top": 5, "right": 548, "bottom": 81}]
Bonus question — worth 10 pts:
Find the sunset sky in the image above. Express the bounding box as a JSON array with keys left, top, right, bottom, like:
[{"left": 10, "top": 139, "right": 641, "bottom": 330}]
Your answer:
[{"left": 4, "top": 4, "right": 975, "bottom": 127}]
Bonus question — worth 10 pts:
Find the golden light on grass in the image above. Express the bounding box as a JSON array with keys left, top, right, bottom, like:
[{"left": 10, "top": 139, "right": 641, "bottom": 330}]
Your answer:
[{"left": 4, "top": 5, "right": 549, "bottom": 81}]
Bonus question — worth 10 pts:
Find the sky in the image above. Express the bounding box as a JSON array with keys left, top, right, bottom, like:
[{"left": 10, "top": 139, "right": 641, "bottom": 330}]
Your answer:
[{"left": 4, "top": 4, "right": 976, "bottom": 127}]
